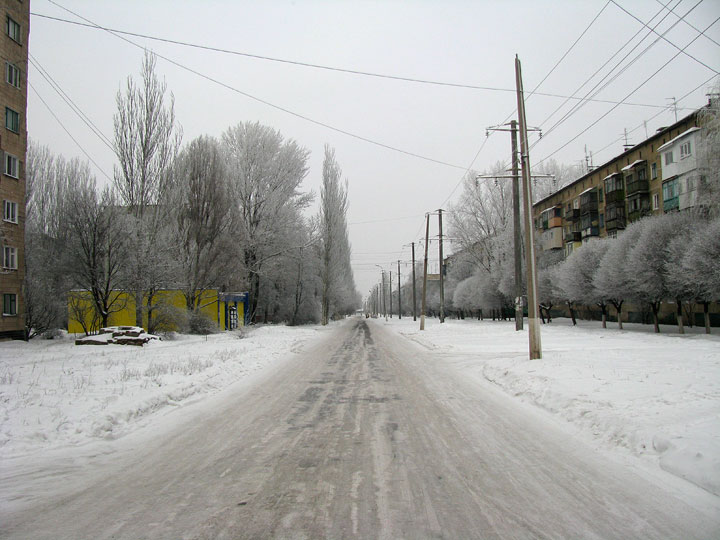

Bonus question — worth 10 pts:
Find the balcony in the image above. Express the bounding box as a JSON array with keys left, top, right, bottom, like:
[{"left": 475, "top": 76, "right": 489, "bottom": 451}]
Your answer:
[
  {"left": 626, "top": 179, "right": 649, "bottom": 196},
  {"left": 627, "top": 208, "right": 651, "bottom": 223},
  {"left": 663, "top": 196, "right": 679, "bottom": 212},
  {"left": 581, "top": 226, "right": 599, "bottom": 239},
  {"left": 605, "top": 190, "right": 625, "bottom": 204},
  {"left": 564, "top": 231, "right": 581, "bottom": 243},
  {"left": 565, "top": 208, "right": 580, "bottom": 222},
  {"left": 605, "top": 217, "right": 626, "bottom": 232}
]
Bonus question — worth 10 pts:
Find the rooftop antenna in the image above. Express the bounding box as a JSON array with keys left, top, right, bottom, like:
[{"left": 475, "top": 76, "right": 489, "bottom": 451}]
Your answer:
[
  {"left": 666, "top": 97, "right": 678, "bottom": 122},
  {"left": 622, "top": 128, "right": 633, "bottom": 151}
]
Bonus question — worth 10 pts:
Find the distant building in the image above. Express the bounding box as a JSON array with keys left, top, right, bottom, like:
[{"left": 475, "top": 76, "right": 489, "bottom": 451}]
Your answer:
[
  {"left": 0, "top": 1, "right": 29, "bottom": 339},
  {"left": 657, "top": 126, "right": 702, "bottom": 213}
]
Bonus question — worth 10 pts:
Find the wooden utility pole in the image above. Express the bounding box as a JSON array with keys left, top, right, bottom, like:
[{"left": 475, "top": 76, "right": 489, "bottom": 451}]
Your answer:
[
  {"left": 438, "top": 209, "right": 445, "bottom": 323},
  {"left": 411, "top": 242, "right": 417, "bottom": 321},
  {"left": 420, "top": 214, "right": 430, "bottom": 331},
  {"left": 516, "top": 55, "right": 542, "bottom": 360},
  {"left": 397, "top": 260, "right": 402, "bottom": 319},
  {"left": 381, "top": 271, "right": 387, "bottom": 321},
  {"left": 389, "top": 270, "right": 393, "bottom": 318}
]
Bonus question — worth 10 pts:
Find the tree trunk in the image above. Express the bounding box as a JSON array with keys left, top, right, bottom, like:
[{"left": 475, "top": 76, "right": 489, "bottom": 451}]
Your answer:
[
  {"left": 598, "top": 303, "right": 607, "bottom": 329},
  {"left": 135, "top": 290, "right": 143, "bottom": 328},
  {"left": 676, "top": 299, "right": 684, "bottom": 334},
  {"left": 704, "top": 302, "right": 711, "bottom": 335},
  {"left": 652, "top": 302, "right": 661, "bottom": 333},
  {"left": 567, "top": 301, "right": 577, "bottom": 326}
]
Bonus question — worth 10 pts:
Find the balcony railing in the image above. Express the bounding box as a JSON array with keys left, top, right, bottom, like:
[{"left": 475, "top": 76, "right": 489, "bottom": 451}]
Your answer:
[
  {"left": 581, "top": 226, "right": 599, "bottom": 239},
  {"left": 663, "top": 197, "right": 679, "bottom": 212},
  {"left": 565, "top": 208, "right": 580, "bottom": 222},
  {"left": 626, "top": 179, "right": 649, "bottom": 196},
  {"left": 564, "top": 231, "right": 581, "bottom": 243},
  {"left": 605, "top": 217, "right": 626, "bottom": 231},
  {"left": 604, "top": 190, "right": 625, "bottom": 204},
  {"left": 580, "top": 201, "right": 598, "bottom": 214}
]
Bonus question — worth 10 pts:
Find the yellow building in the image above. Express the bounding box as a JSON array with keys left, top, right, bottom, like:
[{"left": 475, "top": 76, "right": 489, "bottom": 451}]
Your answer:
[{"left": 68, "top": 289, "right": 247, "bottom": 335}]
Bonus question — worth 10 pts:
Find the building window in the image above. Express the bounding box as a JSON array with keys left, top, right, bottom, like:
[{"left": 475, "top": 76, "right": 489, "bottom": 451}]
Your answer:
[
  {"left": 687, "top": 177, "right": 695, "bottom": 191},
  {"left": 4, "top": 153, "right": 18, "bottom": 178},
  {"left": 5, "top": 62, "right": 19, "bottom": 88},
  {"left": 599, "top": 213, "right": 604, "bottom": 228},
  {"left": 6, "top": 16, "right": 20, "bottom": 43},
  {"left": 680, "top": 141, "right": 692, "bottom": 158},
  {"left": 664, "top": 151, "right": 674, "bottom": 165},
  {"left": 3, "top": 200, "right": 17, "bottom": 223},
  {"left": 637, "top": 167, "right": 647, "bottom": 182},
  {"left": 5, "top": 107, "right": 19, "bottom": 132},
  {"left": 3, "top": 245, "right": 18, "bottom": 269},
  {"left": 651, "top": 162, "right": 657, "bottom": 179},
  {"left": 2, "top": 293, "right": 17, "bottom": 316},
  {"left": 598, "top": 188, "right": 603, "bottom": 202},
  {"left": 653, "top": 193, "right": 660, "bottom": 210}
]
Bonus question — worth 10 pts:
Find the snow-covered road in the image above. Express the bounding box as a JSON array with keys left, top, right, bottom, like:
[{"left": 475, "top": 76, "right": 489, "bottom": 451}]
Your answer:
[{"left": 2, "top": 318, "right": 718, "bottom": 539}]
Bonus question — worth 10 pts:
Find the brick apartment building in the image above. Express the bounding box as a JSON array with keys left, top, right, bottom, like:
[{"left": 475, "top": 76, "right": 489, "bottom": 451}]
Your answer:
[
  {"left": 533, "top": 109, "right": 703, "bottom": 257},
  {"left": 1, "top": 0, "right": 29, "bottom": 339}
]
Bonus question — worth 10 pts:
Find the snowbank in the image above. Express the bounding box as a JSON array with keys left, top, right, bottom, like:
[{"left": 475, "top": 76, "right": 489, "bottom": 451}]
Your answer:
[
  {"left": 384, "top": 317, "right": 720, "bottom": 497},
  {"left": 0, "top": 325, "right": 325, "bottom": 460}
]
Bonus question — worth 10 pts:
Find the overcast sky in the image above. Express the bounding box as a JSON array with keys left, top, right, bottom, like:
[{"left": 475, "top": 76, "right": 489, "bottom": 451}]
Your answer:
[{"left": 27, "top": 0, "right": 720, "bottom": 297}]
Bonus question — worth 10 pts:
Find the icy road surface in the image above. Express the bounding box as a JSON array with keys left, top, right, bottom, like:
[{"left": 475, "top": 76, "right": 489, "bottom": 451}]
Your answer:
[{"left": 2, "top": 319, "right": 719, "bottom": 539}]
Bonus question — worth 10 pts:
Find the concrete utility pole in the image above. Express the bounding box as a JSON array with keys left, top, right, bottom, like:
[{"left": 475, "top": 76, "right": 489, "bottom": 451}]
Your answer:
[
  {"left": 397, "top": 260, "right": 402, "bottom": 320},
  {"left": 515, "top": 55, "right": 542, "bottom": 360},
  {"left": 411, "top": 242, "right": 417, "bottom": 321},
  {"left": 438, "top": 209, "right": 445, "bottom": 324},
  {"left": 389, "top": 270, "right": 393, "bottom": 318},
  {"left": 420, "top": 214, "right": 430, "bottom": 331}
]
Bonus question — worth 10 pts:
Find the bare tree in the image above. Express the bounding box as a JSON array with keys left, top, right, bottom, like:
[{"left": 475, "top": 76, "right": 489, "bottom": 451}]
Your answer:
[
  {"left": 168, "top": 136, "right": 235, "bottom": 313},
  {"left": 63, "top": 165, "right": 128, "bottom": 329},
  {"left": 113, "top": 51, "right": 181, "bottom": 329}
]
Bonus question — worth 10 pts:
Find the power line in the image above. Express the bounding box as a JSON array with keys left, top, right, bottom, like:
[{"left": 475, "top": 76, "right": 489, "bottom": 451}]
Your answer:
[
  {"left": 611, "top": 0, "right": 719, "bottom": 74},
  {"left": 31, "top": 10, "right": 686, "bottom": 112},
  {"left": 42, "top": 1, "right": 468, "bottom": 172},
  {"left": 655, "top": 0, "right": 720, "bottom": 48},
  {"left": 536, "top": 0, "right": 688, "bottom": 139},
  {"left": 29, "top": 81, "right": 113, "bottom": 181},
  {"left": 29, "top": 54, "right": 114, "bottom": 151}
]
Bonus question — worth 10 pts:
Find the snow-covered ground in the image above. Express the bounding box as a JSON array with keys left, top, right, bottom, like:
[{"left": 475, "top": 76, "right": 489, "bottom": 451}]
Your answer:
[
  {"left": 382, "top": 316, "right": 720, "bottom": 497},
  {"left": 0, "top": 325, "right": 326, "bottom": 461}
]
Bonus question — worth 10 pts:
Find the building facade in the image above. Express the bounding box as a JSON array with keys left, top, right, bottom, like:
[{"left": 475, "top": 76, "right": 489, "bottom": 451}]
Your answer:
[
  {"left": 533, "top": 109, "right": 702, "bottom": 258},
  {"left": 0, "top": 0, "right": 28, "bottom": 339}
]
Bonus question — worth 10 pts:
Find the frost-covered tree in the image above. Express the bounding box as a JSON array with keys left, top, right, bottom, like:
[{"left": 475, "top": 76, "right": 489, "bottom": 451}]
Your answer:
[
  {"left": 222, "top": 121, "right": 312, "bottom": 321},
  {"left": 113, "top": 51, "right": 181, "bottom": 328},
  {"left": 681, "top": 217, "right": 720, "bottom": 333},
  {"left": 532, "top": 159, "right": 581, "bottom": 203},
  {"left": 23, "top": 142, "right": 72, "bottom": 337},
  {"left": 697, "top": 82, "right": 720, "bottom": 215},
  {"left": 168, "top": 136, "right": 235, "bottom": 314},
  {"left": 317, "top": 145, "right": 356, "bottom": 325},
  {"left": 594, "top": 222, "right": 644, "bottom": 329},
  {"left": 555, "top": 238, "right": 610, "bottom": 327}
]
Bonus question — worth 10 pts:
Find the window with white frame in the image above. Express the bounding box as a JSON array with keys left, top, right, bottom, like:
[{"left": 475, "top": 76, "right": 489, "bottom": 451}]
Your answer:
[
  {"left": 4, "top": 153, "right": 18, "bottom": 177},
  {"left": 3, "top": 200, "right": 17, "bottom": 223},
  {"left": 2, "top": 293, "right": 17, "bottom": 316},
  {"left": 653, "top": 193, "right": 660, "bottom": 210},
  {"left": 5, "top": 107, "right": 19, "bottom": 132},
  {"left": 651, "top": 162, "right": 657, "bottom": 179},
  {"left": 6, "top": 16, "right": 20, "bottom": 43},
  {"left": 664, "top": 151, "right": 674, "bottom": 165},
  {"left": 3, "top": 245, "right": 17, "bottom": 269},
  {"left": 5, "top": 62, "right": 19, "bottom": 88},
  {"left": 680, "top": 141, "right": 692, "bottom": 158}
]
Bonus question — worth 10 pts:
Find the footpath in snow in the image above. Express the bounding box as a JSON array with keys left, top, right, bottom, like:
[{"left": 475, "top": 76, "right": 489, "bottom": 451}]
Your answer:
[
  {"left": 0, "top": 325, "right": 327, "bottom": 461},
  {"left": 382, "top": 316, "right": 720, "bottom": 498}
]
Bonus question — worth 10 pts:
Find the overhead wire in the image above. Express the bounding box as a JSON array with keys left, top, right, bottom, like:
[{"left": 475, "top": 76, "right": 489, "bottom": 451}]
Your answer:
[
  {"left": 43, "top": 0, "right": 468, "bottom": 171},
  {"left": 29, "top": 53, "right": 114, "bottom": 151},
  {"left": 29, "top": 80, "right": 113, "bottom": 181},
  {"left": 31, "top": 10, "right": 686, "bottom": 112},
  {"left": 610, "top": 0, "right": 719, "bottom": 74},
  {"left": 533, "top": 6, "right": 719, "bottom": 165},
  {"left": 655, "top": 0, "right": 720, "bottom": 48}
]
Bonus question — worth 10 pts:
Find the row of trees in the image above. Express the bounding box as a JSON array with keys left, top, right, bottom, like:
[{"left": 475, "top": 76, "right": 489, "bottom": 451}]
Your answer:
[
  {"left": 376, "top": 91, "right": 719, "bottom": 332},
  {"left": 24, "top": 53, "right": 359, "bottom": 337}
]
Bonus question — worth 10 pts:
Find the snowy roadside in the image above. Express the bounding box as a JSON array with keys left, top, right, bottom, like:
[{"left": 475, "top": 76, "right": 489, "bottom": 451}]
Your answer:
[
  {"left": 0, "top": 325, "right": 327, "bottom": 461},
  {"left": 383, "top": 317, "right": 720, "bottom": 498}
]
